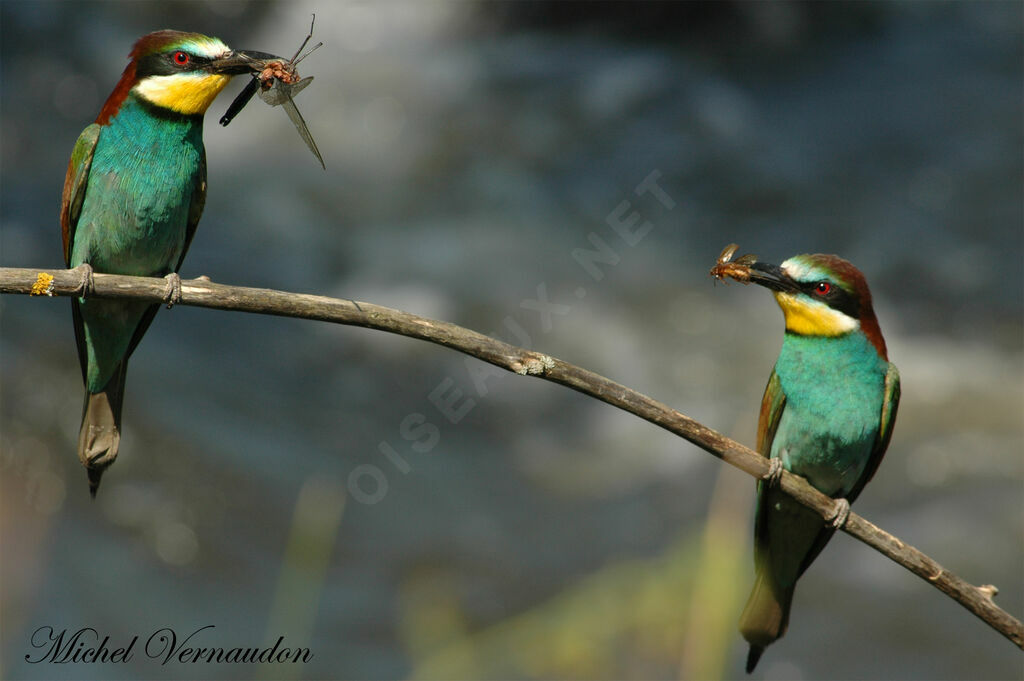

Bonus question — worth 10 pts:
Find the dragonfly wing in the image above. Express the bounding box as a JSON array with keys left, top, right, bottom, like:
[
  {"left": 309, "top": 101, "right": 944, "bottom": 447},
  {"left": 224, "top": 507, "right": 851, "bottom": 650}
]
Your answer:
[
  {"left": 258, "top": 81, "right": 288, "bottom": 107},
  {"left": 288, "top": 76, "right": 313, "bottom": 97},
  {"left": 258, "top": 76, "right": 314, "bottom": 107},
  {"left": 282, "top": 92, "right": 325, "bottom": 169}
]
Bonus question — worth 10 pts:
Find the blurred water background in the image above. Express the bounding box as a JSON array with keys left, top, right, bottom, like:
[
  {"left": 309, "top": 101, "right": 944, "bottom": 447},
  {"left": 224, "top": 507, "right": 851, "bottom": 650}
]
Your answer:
[{"left": 1, "top": 1, "right": 1021, "bottom": 679}]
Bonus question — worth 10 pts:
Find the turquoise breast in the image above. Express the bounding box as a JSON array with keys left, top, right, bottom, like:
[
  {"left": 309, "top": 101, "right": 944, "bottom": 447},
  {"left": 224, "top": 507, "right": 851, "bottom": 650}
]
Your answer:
[
  {"left": 771, "top": 331, "right": 888, "bottom": 497},
  {"left": 69, "top": 93, "right": 204, "bottom": 276}
]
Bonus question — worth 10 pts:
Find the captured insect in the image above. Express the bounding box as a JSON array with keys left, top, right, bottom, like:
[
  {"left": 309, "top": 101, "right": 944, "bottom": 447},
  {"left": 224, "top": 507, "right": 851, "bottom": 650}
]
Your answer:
[
  {"left": 710, "top": 243, "right": 758, "bottom": 283},
  {"left": 220, "top": 16, "right": 325, "bottom": 169}
]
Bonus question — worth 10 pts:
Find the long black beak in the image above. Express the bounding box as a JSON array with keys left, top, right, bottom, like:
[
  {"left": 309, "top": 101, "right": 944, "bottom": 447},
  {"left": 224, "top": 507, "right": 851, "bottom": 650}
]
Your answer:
[
  {"left": 747, "top": 261, "right": 801, "bottom": 294},
  {"left": 208, "top": 49, "right": 281, "bottom": 76}
]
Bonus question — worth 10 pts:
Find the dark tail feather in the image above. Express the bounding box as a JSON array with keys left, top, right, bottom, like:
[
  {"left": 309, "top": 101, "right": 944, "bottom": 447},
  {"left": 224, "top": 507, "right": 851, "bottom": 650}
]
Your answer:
[
  {"left": 746, "top": 645, "right": 765, "bottom": 674},
  {"left": 739, "top": 572, "right": 794, "bottom": 673},
  {"left": 77, "top": 362, "right": 127, "bottom": 497}
]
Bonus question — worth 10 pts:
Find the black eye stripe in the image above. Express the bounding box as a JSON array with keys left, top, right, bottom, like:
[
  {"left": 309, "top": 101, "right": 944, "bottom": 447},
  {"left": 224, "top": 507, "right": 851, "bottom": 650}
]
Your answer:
[
  {"left": 801, "top": 280, "right": 859, "bottom": 318},
  {"left": 135, "top": 51, "right": 212, "bottom": 78}
]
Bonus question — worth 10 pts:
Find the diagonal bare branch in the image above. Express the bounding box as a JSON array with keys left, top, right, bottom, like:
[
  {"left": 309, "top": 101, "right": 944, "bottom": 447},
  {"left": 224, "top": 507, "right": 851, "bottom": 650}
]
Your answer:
[{"left": 3, "top": 265, "right": 1021, "bottom": 649}]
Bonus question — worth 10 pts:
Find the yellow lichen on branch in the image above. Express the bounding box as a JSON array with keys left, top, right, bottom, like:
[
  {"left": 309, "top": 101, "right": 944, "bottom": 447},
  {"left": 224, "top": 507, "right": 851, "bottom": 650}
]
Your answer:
[{"left": 30, "top": 272, "right": 55, "bottom": 296}]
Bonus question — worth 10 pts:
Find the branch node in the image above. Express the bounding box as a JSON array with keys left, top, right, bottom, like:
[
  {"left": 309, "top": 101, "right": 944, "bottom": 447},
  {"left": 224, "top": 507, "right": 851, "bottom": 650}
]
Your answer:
[{"left": 979, "top": 584, "right": 999, "bottom": 601}]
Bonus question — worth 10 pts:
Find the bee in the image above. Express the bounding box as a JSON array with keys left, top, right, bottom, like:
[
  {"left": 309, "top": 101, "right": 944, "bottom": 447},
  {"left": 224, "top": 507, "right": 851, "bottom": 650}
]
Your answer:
[{"left": 710, "top": 243, "right": 758, "bottom": 283}]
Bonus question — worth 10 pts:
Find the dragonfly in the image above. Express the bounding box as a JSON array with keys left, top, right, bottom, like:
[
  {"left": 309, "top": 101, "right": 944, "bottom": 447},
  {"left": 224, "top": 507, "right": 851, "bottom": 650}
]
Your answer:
[{"left": 220, "top": 16, "right": 325, "bottom": 169}]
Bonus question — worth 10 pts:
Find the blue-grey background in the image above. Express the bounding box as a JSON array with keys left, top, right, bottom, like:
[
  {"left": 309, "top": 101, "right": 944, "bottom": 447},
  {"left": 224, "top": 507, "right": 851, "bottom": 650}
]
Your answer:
[{"left": 1, "top": 1, "right": 1021, "bottom": 679}]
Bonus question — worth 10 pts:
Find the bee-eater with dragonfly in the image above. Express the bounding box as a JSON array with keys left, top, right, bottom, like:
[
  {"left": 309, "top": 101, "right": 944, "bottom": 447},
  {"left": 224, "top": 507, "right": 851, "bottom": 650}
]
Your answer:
[{"left": 61, "top": 30, "right": 282, "bottom": 496}]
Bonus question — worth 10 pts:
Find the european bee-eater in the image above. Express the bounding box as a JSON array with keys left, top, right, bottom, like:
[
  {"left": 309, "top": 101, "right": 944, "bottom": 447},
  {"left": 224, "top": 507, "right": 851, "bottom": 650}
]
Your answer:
[
  {"left": 735, "top": 254, "right": 900, "bottom": 672},
  {"left": 61, "top": 31, "right": 272, "bottom": 496}
]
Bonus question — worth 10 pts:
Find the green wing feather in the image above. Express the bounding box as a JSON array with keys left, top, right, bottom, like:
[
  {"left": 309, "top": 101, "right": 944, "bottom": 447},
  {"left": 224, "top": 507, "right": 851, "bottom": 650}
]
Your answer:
[
  {"left": 176, "top": 149, "right": 206, "bottom": 272},
  {"left": 61, "top": 124, "right": 101, "bottom": 383},
  {"left": 61, "top": 124, "right": 101, "bottom": 266},
  {"left": 752, "top": 368, "right": 785, "bottom": 557},
  {"left": 846, "top": 362, "right": 900, "bottom": 504},
  {"left": 756, "top": 368, "right": 786, "bottom": 458},
  {"left": 743, "top": 368, "right": 794, "bottom": 658}
]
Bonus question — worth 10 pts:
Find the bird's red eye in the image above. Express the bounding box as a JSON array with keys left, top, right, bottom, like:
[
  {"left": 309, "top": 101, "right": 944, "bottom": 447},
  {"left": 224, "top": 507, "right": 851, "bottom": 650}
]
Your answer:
[
  {"left": 173, "top": 51, "right": 190, "bottom": 65},
  {"left": 815, "top": 281, "right": 832, "bottom": 295}
]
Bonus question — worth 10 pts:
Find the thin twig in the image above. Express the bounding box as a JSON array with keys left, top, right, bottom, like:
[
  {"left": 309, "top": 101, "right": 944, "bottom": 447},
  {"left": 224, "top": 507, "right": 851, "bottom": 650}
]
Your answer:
[{"left": 3, "top": 266, "right": 1021, "bottom": 649}]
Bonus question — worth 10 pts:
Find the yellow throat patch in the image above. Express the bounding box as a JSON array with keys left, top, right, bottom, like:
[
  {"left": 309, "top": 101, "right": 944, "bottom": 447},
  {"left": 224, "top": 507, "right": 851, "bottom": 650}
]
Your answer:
[
  {"left": 773, "top": 292, "right": 857, "bottom": 336},
  {"left": 134, "top": 72, "right": 232, "bottom": 115}
]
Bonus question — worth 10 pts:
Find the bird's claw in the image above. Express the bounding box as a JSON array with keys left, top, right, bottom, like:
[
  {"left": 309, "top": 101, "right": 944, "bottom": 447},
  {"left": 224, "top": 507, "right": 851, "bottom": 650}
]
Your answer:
[
  {"left": 74, "top": 263, "right": 95, "bottom": 298},
  {"left": 762, "top": 457, "right": 784, "bottom": 486},
  {"left": 829, "top": 498, "right": 851, "bottom": 529},
  {"left": 163, "top": 272, "right": 182, "bottom": 308}
]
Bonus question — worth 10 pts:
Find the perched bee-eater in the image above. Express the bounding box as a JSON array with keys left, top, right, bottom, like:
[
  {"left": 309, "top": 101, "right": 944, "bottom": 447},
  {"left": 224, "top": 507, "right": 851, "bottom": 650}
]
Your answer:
[
  {"left": 735, "top": 254, "right": 900, "bottom": 672},
  {"left": 61, "top": 31, "right": 272, "bottom": 496}
]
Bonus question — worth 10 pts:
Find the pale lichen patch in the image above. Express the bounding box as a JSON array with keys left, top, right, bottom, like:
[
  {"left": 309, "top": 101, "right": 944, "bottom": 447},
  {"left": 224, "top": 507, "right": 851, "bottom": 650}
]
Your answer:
[{"left": 513, "top": 354, "right": 554, "bottom": 376}]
